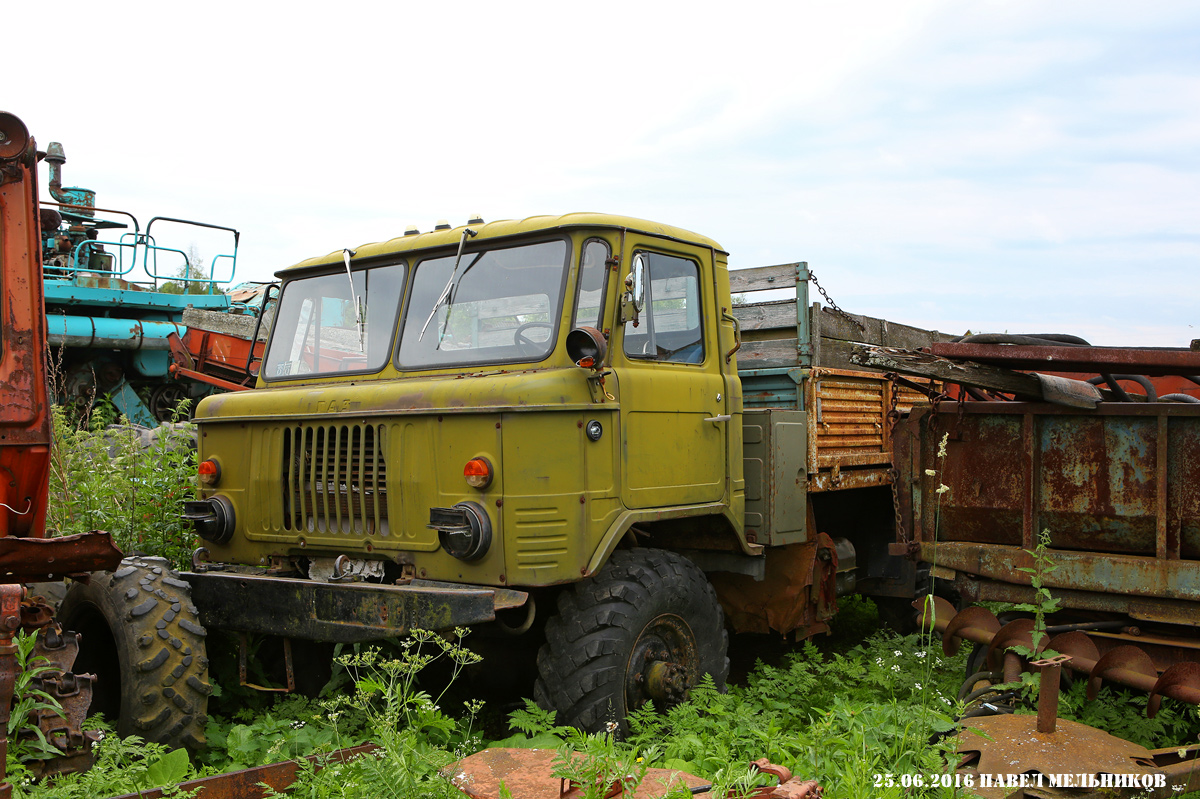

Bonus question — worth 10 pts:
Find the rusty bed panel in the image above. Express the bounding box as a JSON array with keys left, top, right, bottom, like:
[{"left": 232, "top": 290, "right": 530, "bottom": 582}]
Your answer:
[
  {"left": 898, "top": 402, "right": 1200, "bottom": 624},
  {"left": 803, "top": 369, "right": 932, "bottom": 491}
]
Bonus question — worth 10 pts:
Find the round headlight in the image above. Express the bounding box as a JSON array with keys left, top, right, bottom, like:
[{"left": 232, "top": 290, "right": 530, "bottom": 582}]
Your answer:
[
  {"left": 182, "top": 496, "right": 235, "bottom": 544},
  {"left": 439, "top": 501, "right": 492, "bottom": 562}
]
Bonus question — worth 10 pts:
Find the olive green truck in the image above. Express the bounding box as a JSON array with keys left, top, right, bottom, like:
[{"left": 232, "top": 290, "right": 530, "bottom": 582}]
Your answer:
[{"left": 61, "top": 214, "right": 945, "bottom": 747}]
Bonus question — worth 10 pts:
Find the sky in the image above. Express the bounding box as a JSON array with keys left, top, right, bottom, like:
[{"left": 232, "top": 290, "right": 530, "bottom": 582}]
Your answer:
[{"left": 9, "top": 1, "right": 1200, "bottom": 346}]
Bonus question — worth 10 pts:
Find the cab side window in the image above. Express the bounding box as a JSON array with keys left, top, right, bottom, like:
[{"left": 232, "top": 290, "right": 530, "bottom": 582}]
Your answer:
[
  {"left": 623, "top": 252, "right": 704, "bottom": 363},
  {"left": 573, "top": 239, "right": 610, "bottom": 329}
]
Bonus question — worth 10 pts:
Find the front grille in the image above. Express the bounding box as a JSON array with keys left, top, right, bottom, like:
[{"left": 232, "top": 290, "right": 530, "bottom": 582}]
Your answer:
[{"left": 281, "top": 424, "right": 389, "bottom": 535}]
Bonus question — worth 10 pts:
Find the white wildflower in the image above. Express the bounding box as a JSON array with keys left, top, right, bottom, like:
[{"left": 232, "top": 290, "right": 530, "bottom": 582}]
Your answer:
[
  {"left": 924, "top": 469, "right": 936, "bottom": 477},
  {"left": 891, "top": 665, "right": 900, "bottom": 673}
]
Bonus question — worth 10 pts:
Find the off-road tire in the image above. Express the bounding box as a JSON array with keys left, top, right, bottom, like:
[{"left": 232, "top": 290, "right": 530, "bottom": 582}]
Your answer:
[
  {"left": 58, "top": 556, "right": 211, "bottom": 750},
  {"left": 534, "top": 548, "right": 728, "bottom": 734}
]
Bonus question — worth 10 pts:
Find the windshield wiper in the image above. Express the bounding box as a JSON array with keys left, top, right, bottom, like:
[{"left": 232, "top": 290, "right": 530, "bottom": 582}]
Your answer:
[
  {"left": 419, "top": 227, "right": 478, "bottom": 341},
  {"left": 342, "top": 248, "right": 366, "bottom": 352}
]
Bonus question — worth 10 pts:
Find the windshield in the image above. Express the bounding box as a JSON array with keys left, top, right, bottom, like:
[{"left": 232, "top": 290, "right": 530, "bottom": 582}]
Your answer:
[
  {"left": 397, "top": 239, "right": 569, "bottom": 369},
  {"left": 263, "top": 263, "right": 406, "bottom": 379}
]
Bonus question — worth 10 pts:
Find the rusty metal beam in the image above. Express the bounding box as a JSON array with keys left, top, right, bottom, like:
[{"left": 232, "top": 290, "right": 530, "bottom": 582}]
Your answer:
[
  {"left": 930, "top": 342, "right": 1200, "bottom": 377},
  {"left": 851, "top": 345, "right": 1045, "bottom": 397},
  {"left": 0, "top": 533, "right": 123, "bottom": 583},
  {"left": 953, "top": 574, "right": 1200, "bottom": 629},
  {"left": 105, "top": 743, "right": 378, "bottom": 799},
  {"left": 922, "top": 542, "right": 1200, "bottom": 605}
]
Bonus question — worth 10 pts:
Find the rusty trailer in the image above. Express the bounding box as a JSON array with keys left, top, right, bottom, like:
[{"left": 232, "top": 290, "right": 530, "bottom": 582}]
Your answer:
[
  {"left": 897, "top": 401, "right": 1200, "bottom": 627},
  {"left": 893, "top": 341, "right": 1200, "bottom": 713}
]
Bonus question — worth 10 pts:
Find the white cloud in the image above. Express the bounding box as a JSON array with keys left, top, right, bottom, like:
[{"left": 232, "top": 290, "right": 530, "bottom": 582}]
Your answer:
[{"left": 7, "top": 0, "right": 1200, "bottom": 345}]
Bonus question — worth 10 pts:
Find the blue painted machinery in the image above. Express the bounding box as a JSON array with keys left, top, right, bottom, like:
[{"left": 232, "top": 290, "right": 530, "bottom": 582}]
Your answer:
[{"left": 39, "top": 141, "right": 258, "bottom": 424}]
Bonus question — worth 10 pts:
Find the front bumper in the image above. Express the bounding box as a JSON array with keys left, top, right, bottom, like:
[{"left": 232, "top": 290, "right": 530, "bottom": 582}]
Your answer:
[{"left": 181, "top": 571, "right": 527, "bottom": 643}]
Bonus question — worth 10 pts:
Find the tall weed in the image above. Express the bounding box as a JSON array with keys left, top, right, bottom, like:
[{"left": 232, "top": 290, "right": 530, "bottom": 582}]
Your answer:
[{"left": 47, "top": 404, "right": 197, "bottom": 568}]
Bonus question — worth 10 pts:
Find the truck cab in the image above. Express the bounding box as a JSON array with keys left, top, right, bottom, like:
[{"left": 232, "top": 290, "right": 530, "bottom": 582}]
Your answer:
[
  {"left": 183, "top": 212, "right": 943, "bottom": 731},
  {"left": 189, "top": 214, "right": 748, "bottom": 587}
]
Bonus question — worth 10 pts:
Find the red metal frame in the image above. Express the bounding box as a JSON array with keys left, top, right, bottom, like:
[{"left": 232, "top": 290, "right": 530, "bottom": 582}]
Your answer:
[{"left": 0, "top": 114, "right": 50, "bottom": 539}]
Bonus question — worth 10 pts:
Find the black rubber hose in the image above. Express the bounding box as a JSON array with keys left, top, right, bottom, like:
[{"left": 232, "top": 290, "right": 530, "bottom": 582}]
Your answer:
[
  {"left": 954, "top": 333, "right": 1092, "bottom": 346},
  {"left": 959, "top": 671, "right": 1003, "bottom": 701},
  {"left": 1086, "top": 374, "right": 1157, "bottom": 402},
  {"left": 1161, "top": 393, "right": 1200, "bottom": 403},
  {"left": 1101, "top": 375, "right": 1131, "bottom": 402},
  {"left": 957, "top": 703, "right": 1016, "bottom": 720},
  {"left": 962, "top": 684, "right": 1018, "bottom": 705}
]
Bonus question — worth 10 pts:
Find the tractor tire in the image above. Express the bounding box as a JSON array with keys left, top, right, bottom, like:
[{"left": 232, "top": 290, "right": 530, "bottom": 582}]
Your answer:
[
  {"left": 534, "top": 548, "right": 728, "bottom": 735},
  {"left": 58, "top": 556, "right": 211, "bottom": 750}
]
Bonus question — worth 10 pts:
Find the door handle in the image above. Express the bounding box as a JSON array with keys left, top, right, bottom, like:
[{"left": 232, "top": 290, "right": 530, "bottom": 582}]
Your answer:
[{"left": 704, "top": 415, "right": 732, "bottom": 422}]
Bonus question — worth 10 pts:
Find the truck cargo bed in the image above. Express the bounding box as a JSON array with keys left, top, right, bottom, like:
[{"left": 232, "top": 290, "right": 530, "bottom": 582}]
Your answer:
[{"left": 730, "top": 262, "right": 949, "bottom": 492}]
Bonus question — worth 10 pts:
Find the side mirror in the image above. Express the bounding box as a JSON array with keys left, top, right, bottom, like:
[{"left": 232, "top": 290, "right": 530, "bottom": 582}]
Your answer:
[
  {"left": 566, "top": 327, "right": 607, "bottom": 369},
  {"left": 619, "top": 253, "right": 647, "bottom": 326}
]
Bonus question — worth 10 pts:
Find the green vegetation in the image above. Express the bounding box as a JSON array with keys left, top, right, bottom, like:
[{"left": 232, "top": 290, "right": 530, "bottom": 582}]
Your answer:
[
  {"left": 16, "top": 613, "right": 1200, "bottom": 798},
  {"left": 20, "top": 414, "right": 1200, "bottom": 797},
  {"left": 48, "top": 404, "right": 198, "bottom": 569}
]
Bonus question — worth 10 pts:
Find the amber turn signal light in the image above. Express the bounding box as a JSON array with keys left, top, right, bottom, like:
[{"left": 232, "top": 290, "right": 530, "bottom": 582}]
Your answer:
[
  {"left": 463, "top": 457, "right": 493, "bottom": 489},
  {"left": 198, "top": 458, "right": 221, "bottom": 487}
]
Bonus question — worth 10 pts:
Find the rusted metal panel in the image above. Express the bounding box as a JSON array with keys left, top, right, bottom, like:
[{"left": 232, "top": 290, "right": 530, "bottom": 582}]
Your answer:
[
  {"left": 800, "top": 369, "right": 932, "bottom": 493},
  {"left": 709, "top": 534, "right": 839, "bottom": 636},
  {"left": 447, "top": 748, "right": 821, "bottom": 799},
  {"left": 903, "top": 400, "right": 1200, "bottom": 630},
  {"left": 449, "top": 748, "right": 710, "bottom": 798},
  {"left": 907, "top": 403, "right": 1200, "bottom": 556},
  {"left": 931, "top": 341, "right": 1200, "bottom": 377}
]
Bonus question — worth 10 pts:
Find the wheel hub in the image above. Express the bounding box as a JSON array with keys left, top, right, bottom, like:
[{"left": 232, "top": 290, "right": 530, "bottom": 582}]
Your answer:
[{"left": 626, "top": 614, "right": 698, "bottom": 710}]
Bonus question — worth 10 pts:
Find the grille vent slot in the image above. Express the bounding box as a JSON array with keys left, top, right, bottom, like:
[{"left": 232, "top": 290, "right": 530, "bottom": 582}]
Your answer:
[{"left": 281, "top": 424, "right": 389, "bottom": 535}]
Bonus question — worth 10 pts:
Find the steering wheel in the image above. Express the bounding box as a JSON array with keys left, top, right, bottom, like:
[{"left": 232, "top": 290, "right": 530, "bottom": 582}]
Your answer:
[{"left": 514, "top": 322, "right": 554, "bottom": 355}]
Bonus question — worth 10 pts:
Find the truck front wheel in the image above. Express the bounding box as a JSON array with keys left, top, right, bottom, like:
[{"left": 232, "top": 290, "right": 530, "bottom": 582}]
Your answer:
[
  {"left": 58, "top": 556, "right": 211, "bottom": 750},
  {"left": 534, "top": 548, "right": 728, "bottom": 734}
]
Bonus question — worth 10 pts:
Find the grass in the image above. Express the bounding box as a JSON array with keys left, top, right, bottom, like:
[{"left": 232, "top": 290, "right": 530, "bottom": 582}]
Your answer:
[{"left": 22, "top": 413, "right": 1200, "bottom": 797}]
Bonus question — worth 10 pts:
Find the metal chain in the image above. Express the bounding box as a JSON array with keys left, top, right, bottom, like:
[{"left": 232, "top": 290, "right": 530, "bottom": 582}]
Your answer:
[
  {"left": 885, "top": 373, "right": 907, "bottom": 548},
  {"left": 807, "top": 270, "right": 866, "bottom": 334}
]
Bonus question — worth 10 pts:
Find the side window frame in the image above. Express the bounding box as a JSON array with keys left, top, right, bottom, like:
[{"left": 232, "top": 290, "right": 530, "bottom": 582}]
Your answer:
[
  {"left": 571, "top": 238, "right": 611, "bottom": 331},
  {"left": 622, "top": 250, "right": 706, "bottom": 365}
]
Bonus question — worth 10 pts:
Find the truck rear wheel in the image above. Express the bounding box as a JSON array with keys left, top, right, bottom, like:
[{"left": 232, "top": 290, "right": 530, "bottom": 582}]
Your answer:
[
  {"left": 58, "top": 556, "right": 211, "bottom": 750},
  {"left": 534, "top": 548, "right": 728, "bottom": 734}
]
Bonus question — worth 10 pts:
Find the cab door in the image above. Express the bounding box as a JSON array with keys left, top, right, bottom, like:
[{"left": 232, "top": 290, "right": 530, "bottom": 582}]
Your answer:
[{"left": 616, "top": 244, "right": 727, "bottom": 509}]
